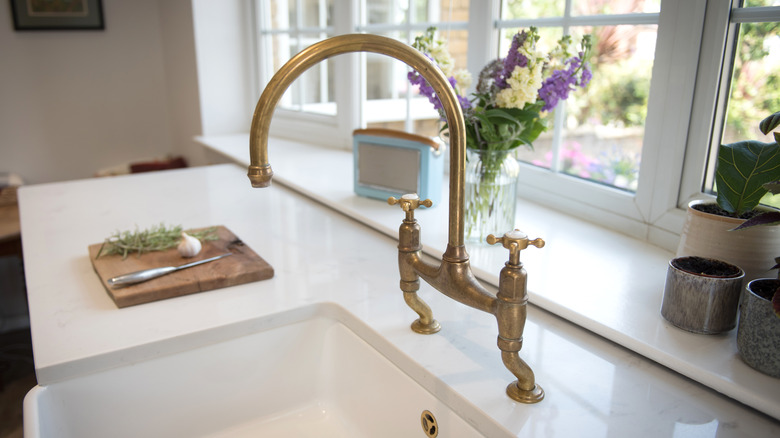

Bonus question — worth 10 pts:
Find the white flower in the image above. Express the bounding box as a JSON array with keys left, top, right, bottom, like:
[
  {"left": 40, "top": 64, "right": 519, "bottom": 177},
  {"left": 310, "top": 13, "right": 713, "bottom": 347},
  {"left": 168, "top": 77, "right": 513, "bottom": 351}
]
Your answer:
[
  {"left": 453, "top": 69, "right": 473, "bottom": 92},
  {"left": 429, "top": 42, "right": 454, "bottom": 76},
  {"left": 495, "top": 60, "right": 543, "bottom": 109}
]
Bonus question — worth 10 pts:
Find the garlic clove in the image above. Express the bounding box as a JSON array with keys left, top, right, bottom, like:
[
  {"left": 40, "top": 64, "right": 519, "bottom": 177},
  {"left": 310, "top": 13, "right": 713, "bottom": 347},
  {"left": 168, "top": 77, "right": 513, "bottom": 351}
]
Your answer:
[{"left": 177, "top": 231, "right": 202, "bottom": 258}]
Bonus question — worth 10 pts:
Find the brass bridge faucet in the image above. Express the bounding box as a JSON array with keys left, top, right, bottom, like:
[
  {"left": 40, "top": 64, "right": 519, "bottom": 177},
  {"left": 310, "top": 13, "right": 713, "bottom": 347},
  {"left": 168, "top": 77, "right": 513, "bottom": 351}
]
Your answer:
[{"left": 247, "top": 34, "right": 545, "bottom": 403}]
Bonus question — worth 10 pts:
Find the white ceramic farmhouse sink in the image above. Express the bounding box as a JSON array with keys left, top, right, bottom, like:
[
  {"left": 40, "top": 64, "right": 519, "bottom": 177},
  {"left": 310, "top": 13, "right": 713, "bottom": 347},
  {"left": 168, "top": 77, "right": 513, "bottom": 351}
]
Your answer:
[{"left": 24, "top": 303, "right": 509, "bottom": 438}]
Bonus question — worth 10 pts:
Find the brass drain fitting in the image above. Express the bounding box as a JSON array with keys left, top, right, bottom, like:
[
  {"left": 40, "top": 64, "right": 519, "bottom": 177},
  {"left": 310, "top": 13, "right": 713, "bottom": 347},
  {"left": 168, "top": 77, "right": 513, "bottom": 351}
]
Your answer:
[{"left": 421, "top": 410, "right": 438, "bottom": 437}]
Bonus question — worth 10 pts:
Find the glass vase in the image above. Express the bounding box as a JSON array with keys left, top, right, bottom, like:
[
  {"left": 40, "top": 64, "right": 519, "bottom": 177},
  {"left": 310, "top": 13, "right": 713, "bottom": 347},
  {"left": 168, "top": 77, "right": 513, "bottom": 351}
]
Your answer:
[{"left": 464, "top": 149, "right": 520, "bottom": 243}]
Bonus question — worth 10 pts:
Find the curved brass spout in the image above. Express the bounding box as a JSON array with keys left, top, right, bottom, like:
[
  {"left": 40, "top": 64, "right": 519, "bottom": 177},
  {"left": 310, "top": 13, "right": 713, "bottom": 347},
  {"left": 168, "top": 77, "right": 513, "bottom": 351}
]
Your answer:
[{"left": 247, "top": 34, "right": 467, "bottom": 249}]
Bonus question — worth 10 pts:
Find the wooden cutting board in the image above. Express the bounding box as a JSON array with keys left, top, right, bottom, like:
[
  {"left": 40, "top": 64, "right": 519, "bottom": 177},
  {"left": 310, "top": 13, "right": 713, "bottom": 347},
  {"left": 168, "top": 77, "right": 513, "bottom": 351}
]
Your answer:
[{"left": 88, "top": 226, "right": 273, "bottom": 308}]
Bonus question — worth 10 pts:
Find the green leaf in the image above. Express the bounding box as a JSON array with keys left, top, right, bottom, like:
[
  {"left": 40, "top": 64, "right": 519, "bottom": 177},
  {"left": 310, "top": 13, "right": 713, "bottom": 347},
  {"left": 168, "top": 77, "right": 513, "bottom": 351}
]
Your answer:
[
  {"left": 731, "top": 211, "right": 780, "bottom": 230},
  {"left": 759, "top": 111, "right": 780, "bottom": 135},
  {"left": 715, "top": 140, "right": 780, "bottom": 215}
]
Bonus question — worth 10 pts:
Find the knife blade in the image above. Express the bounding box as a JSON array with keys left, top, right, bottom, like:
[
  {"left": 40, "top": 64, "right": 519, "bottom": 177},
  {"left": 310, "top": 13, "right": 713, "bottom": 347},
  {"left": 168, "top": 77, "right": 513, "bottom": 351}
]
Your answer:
[{"left": 107, "top": 253, "right": 233, "bottom": 288}]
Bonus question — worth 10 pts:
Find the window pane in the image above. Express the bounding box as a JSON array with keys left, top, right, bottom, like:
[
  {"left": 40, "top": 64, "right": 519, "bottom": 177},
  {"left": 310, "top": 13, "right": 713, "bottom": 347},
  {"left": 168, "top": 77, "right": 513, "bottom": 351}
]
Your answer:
[
  {"left": 362, "top": 1, "right": 469, "bottom": 139},
  {"left": 364, "top": 0, "right": 447, "bottom": 25},
  {"left": 414, "top": 0, "right": 430, "bottom": 23},
  {"left": 274, "top": 0, "right": 333, "bottom": 29},
  {"left": 705, "top": 20, "right": 780, "bottom": 203},
  {"left": 502, "top": 0, "right": 564, "bottom": 19},
  {"left": 301, "top": 0, "right": 332, "bottom": 27},
  {"left": 366, "top": 0, "right": 406, "bottom": 25},
  {"left": 262, "top": 0, "right": 335, "bottom": 116},
  {"left": 365, "top": 30, "right": 444, "bottom": 139},
  {"left": 282, "top": 59, "right": 335, "bottom": 114},
  {"left": 572, "top": 0, "right": 660, "bottom": 16},
  {"left": 745, "top": 0, "right": 778, "bottom": 7},
  {"left": 512, "top": 24, "right": 655, "bottom": 192}
]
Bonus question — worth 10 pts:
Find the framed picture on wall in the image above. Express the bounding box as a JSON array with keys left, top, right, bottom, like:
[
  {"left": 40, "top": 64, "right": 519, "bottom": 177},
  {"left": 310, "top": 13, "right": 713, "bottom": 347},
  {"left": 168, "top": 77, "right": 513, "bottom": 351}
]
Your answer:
[{"left": 10, "top": 0, "right": 104, "bottom": 31}]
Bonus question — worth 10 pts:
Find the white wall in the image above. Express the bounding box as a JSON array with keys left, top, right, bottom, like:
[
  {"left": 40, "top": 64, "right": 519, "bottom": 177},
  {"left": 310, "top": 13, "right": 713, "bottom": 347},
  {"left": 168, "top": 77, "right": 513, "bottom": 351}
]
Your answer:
[
  {"left": 191, "top": 0, "right": 256, "bottom": 136},
  {"left": 0, "top": 0, "right": 203, "bottom": 184},
  {"left": 159, "top": 0, "right": 206, "bottom": 167}
]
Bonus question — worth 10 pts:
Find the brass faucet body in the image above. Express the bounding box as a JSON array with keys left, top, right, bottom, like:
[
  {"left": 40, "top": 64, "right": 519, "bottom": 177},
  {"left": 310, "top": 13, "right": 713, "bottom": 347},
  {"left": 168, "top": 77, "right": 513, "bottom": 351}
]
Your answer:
[{"left": 247, "top": 34, "right": 543, "bottom": 403}]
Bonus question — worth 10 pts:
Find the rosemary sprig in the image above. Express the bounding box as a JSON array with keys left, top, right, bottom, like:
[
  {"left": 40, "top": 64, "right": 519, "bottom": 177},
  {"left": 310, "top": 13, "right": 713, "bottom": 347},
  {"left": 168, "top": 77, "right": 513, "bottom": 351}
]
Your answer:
[{"left": 95, "top": 223, "right": 218, "bottom": 259}]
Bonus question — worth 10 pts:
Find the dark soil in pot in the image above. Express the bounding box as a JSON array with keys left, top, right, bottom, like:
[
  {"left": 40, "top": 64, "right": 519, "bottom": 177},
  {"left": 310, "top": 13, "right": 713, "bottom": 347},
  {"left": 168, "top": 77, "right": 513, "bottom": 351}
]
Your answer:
[
  {"left": 748, "top": 279, "right": 780, "bottom": 301},
  {"left": 692, "top": 202, "right": 761, "bottom": 220},
  {"left": 672, "top": 256, "right": 743, "bottom": 278}
]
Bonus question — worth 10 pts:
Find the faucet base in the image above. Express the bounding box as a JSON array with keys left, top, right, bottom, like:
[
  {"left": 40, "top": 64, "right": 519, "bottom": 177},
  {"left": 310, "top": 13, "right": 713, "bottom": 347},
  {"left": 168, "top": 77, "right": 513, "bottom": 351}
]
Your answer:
[
  {"left": 506, "top": 382, "right": 544, "bottom": 404},
  {"left": 411, "top": 318, "right": 441, "bottom": 334}
]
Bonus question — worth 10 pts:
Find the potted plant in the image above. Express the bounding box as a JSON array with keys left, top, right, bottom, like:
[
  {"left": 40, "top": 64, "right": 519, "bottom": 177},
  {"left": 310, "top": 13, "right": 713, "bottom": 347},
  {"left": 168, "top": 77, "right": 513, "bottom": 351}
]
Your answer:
[
  {"left": 736, "top": 261, "right": 780, "bottom": 377},
  {"left": 660, "top": 255, "right": 745, "bottom": 334},
  {"left": 676, "top": 111, "right": 780, "bottom": 284},
  {"left": 731, "top": 180, "right": 780, "bottom": 377}
]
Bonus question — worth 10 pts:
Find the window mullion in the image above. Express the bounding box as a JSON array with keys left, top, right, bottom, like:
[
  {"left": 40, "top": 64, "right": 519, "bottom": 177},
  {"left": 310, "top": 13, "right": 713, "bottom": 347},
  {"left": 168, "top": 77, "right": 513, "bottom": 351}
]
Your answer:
[
  {"left": 730, "top": 5, "right": 780, "bottom": 22},
  {"left": 403, "top": 0, "right": 414, "bottom": 133},
  {"left": 679, "top": 0, "right": 736, "bottom": 207},
  {"left": 636, "top": 0, "right": 708, "bottom": 229},
  {"left": 319, "top": 0, "right": 328, "bottom": 104},
  {"left": 549, "top": 0, "right": 574, "bottom": 174},
  {"left": 497, "top": 13, "right": 660, "bottom": 30},
  {"left": 703, "top": 10, "right": 741, "bottom": 195},
  {"left": 466, "top": 0, "right": 499, "bottom": 95}
]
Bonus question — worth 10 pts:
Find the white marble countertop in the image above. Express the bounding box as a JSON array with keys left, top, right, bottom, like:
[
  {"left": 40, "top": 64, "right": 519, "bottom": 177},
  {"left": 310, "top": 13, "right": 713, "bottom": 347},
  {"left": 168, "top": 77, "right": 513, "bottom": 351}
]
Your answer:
[
  {"left": 198, "top": 134, "right": 780, "bottom": 421},
  {"left": 19, "top": 162, "right": 780, "bottom": 437}
]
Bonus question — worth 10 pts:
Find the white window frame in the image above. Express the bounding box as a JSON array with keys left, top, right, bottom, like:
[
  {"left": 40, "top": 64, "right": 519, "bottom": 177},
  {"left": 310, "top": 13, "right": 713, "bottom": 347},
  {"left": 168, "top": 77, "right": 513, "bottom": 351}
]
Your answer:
[
  {"left": 254, "top": 0, "right": 360, "bottom": 149},
  {"left": 356, "top": 2, "right": 469, "bottom": 133},
  {"left": 683, "top": 2, "right": 780, "bottom": 211},
  {"left": 252, "top": 0, "right": 777, "bottom": 251}
]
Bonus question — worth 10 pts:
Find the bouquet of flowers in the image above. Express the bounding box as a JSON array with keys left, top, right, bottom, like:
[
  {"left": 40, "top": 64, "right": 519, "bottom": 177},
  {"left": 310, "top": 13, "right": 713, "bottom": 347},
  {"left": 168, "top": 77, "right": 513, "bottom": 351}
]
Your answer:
[
  {"left": 408, "top": 26, "right": 592, "bottom": 152},
  {"left": 408, "top": 27, "right": 593, "bottom": 241}
]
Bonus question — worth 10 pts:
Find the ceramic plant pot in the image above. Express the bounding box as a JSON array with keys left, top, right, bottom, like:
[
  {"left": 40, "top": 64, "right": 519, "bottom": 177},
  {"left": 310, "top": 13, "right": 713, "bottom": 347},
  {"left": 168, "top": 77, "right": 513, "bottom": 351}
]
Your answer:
[
  {"left": 737, "top": 279, "right": 780, "bottom": 378},
  {"left": 676, "top": 199, "right": 780, "bottom": 285},
  {"left": 661, "top": 256, "right": 744, "bottom": 334}
]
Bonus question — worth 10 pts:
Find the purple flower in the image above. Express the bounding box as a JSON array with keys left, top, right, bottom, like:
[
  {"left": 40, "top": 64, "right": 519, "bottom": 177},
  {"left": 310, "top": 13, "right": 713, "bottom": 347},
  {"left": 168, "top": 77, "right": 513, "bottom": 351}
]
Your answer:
[
  {"left": 495, "top": 31, "right": 530, "bottom": 89},
  {"left": 539, "top": 53, "right": 591, "bottom": 112},
  {"left": 408, "top": 71, "right": 439, "bottom": 109},
  {"left": 408, "top": 71, "right": 471, "bottom": 112},
  {"left": 539, "top": 68, "right": 576, "bottom": 112},
  {"left": 580, "top": 65, "right": 593, "bottom": 88}
]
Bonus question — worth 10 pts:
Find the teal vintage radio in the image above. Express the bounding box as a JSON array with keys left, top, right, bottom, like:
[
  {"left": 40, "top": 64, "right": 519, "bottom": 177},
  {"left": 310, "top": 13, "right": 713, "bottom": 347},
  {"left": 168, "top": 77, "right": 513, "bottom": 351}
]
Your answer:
[{"left": 352, "top": 128, "right": 444, "bottom": 205}]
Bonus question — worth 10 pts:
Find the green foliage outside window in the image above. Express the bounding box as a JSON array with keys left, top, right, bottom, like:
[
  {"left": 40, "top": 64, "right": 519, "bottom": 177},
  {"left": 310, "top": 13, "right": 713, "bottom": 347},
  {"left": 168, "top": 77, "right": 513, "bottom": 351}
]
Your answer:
[{"left": 723, "top": 22, "right": 780, "bottom": 142}]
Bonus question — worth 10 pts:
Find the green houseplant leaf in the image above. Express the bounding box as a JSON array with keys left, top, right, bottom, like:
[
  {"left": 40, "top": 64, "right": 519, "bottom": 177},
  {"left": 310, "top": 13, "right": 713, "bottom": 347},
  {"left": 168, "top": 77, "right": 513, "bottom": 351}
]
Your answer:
[
  {"left": 732, "top": 211, "right": 780, "bottom": 230},
  {"left": 715, "top": 140, "right": 780, "bottom": 215},
  {"left": 759, "top": 111, "right": 780, "bottom": 135}
]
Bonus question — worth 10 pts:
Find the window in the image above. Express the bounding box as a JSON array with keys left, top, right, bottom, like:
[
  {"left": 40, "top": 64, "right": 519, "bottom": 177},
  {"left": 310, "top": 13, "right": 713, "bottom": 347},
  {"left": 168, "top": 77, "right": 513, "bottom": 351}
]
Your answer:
[
  {"left": 499, "top": 1, "right": 660, "bottom": 193},
  {"left": 357, "top": 1, "right": 469, "bottom": 139},
  {"left": 256, "top": 0, "right": 335, "bottom": 115},
  {"left": 700, "top": 1, "right": 780, "bottom": 209},
  {"left": 254, "top": 0, "right": 467, "bottom": 146},
  {"left": 252, "top": 0, "right": 779, "bottom": 251}
]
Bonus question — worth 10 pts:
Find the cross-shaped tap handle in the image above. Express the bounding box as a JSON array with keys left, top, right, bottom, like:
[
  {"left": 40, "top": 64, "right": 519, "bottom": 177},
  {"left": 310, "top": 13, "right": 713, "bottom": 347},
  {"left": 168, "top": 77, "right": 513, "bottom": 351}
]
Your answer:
[
  {"left": 486, "top": 229, "right": 544, "bottom": 265},
  {"left": 388, "top": 194, "right": 433, "bottom": 215}
]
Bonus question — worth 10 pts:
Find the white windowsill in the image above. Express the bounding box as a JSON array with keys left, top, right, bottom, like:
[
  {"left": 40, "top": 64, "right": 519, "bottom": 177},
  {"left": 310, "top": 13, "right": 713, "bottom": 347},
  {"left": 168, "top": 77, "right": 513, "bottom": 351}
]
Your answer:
[{"left": 197, "top": 133, "right": 780, "bottom": 420}]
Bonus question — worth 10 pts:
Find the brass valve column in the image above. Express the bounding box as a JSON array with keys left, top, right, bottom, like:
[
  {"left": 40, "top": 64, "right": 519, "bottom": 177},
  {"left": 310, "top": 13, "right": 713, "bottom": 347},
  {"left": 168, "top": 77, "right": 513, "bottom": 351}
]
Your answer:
[
  {"left": 487, "top": 230, "right": 545, "bottom": 403},
  {"left": 388, "top": 195, "right": 441, "bottom": 334}
]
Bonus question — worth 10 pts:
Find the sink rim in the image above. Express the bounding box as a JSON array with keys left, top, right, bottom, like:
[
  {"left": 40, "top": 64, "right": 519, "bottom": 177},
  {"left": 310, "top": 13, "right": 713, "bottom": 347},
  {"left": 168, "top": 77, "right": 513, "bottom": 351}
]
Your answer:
[{"left": 24, "top": 301, "right": 514, "bottom": 438}]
